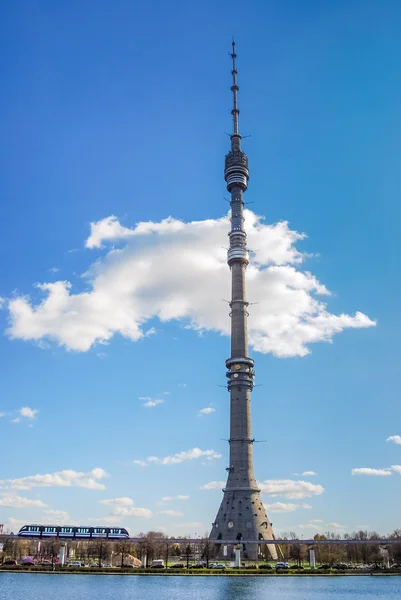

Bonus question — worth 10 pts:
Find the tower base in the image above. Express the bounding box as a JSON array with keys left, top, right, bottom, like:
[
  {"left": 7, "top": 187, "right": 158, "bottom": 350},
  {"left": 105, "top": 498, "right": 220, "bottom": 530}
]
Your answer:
[{"left": 209, "top": 487, "right": 279, "bottom": 561}]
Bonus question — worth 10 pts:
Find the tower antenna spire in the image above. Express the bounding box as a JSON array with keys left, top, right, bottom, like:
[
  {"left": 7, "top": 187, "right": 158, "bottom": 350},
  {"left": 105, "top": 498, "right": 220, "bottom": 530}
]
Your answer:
[{"left": 230, "top": 39, "right": 240, "bottom": 138}]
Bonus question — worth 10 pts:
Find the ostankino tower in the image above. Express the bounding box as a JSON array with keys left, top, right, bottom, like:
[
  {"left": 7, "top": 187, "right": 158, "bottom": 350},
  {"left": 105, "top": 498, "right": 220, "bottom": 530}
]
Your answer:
[{"left": 209, "top": 42, "right": 278, "bottom": 561}]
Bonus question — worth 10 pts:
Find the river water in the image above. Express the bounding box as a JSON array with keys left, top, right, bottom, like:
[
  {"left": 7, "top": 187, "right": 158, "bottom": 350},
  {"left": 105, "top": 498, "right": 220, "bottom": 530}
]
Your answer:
[{"left": 1, "top": 573, "right": 400, "bottom": 600}]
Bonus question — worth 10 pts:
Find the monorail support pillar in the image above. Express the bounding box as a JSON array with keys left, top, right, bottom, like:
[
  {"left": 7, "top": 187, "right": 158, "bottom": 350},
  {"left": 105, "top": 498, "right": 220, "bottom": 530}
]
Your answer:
[
  {"left": 309, "top": 547, "right": 316, "bottom": 569},
  {"left": 58, "top": 544, "right": 67, "bottom": 566}
]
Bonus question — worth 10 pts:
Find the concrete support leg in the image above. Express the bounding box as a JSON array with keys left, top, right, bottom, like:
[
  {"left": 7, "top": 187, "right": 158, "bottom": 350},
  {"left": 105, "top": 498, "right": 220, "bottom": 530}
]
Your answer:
[
  {"left": 234, "top": 545, "right": 241, "bottom": 568},
  {"left": 309, "top": 548, "right": 316, "bottom": 569},
  {"left": 58, "top": 544, "right": 67, "bottom": 566},
  {"left": 141, "top": 549, "right": 147, "bottom": 567}
]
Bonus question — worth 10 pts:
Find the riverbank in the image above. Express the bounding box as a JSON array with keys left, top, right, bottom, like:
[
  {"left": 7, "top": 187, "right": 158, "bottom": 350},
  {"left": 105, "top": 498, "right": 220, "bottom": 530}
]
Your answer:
[{"left": 1, "top": 567, "right": 401, "bottom": 576}]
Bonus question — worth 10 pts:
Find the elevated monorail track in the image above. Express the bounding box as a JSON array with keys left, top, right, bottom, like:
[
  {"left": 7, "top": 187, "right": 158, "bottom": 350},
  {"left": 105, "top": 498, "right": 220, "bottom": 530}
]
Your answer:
[{"left": 1, "top": 535, "right": 399, "bottom": 545}]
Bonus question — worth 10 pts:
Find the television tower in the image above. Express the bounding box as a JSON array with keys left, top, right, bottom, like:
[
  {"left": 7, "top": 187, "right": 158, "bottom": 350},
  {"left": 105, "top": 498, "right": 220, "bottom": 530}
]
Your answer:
[{"left": 209, "top": 42, "right": 278, "bottom": 561}]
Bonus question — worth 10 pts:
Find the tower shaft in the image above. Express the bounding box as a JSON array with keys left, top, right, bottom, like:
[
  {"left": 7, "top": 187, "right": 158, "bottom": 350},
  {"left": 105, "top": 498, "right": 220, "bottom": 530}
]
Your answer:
[{"left": 209, "top": 42, "right": 278, "bottom": 561}]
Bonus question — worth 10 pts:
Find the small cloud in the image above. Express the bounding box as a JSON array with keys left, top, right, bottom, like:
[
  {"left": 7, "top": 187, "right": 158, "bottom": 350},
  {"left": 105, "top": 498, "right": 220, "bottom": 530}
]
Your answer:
[
  {"left": 259, "top": 479, "right": 324, "bottom": 499},
  {"left": 144, "top": 327, "right": 156, "bottom": 337},
  {"left": 387, "top": 435, "right": 401, "bottom": 445},
  {"left": 301, "top": 471, "right": 317, "bottom": 477},
  {"left": 352, "top": 467, "right": 392, "bottom": 476},
  {"left": 302, "top": 503, "right": 312, "bottom": 509},
  {"left": 99, "top": 497, "right": 152, "bottom": 518},
  {"left": 43, "top": 509, "right": 71, "bottom": 524},
  {"left": 198, "top": 407, "right": 215, "bottom": 416},
  {"left": 88, "top": 516, "right": 122, "bottom": 524},
  {"left": 178, "top": 383, "right": 188, "bottom": 388},
  {"left": 158, "top": 510, "right": 183, "bottom": 517},
  {"left": 143, "top": 399, "right": 164, "bottom": 408},
  {"left": 311, "top": 519, "right": 324, "bottom": 523},
  {"left": 11, "top": 418, "right": 21, "bottom": 424},
  {"left": 200, "top": 481, "right": 225, "bottom": 490},
  {"left": 49, "top": 267, "right": 60, "bottom": 274},
  {"left": 147, "top": 448, "right": 221, "bottom": 465},
  {"left": 19, "top": 407, "right": 38, "bottom": 420},
  {"left": 391, "top": 465, "right": 401, "bottom": 474},
  {"left": 0, "top": 412, "right": 5, "bottom": 418},
  {"left": 0, "top": 495, "right": 47, "bottom": 508},
  {"left": 161, "top": 495, "right": 189, "bottom": 502},
  {"left": 9, "top": 467, "right": 108, "bottom": 490},
  {"left": 96, "top": 352, "right": 108, "bottom": 359},
  {"left": 133, "top": 460, "right": 147, "bottom": 467},
  {"left": 329, "top": 522, "right": 346, "bottom": 530},
  {"left": 264, "top": 502, "right": 298, "bottom": 513}
]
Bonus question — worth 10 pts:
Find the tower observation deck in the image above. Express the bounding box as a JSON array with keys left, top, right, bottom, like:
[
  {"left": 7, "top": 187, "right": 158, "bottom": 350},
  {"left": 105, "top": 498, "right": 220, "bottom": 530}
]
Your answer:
[{"left": 209, "top": 42, "right": 278, "bottom": 561}]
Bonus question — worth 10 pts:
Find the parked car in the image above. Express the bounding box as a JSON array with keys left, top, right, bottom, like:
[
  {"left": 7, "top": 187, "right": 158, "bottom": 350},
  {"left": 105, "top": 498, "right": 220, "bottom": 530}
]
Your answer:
[
  {"left": 193, "top": 563, "right": 205, "bottom": 568},
  {"left": 275, "top": 562, "right": 289, "bottom": 569},
  {"left": 290, "top": 564, "right": 304, "bottom": 570},
  {"left": 3, "top": 559, "right": 17, "bottom": 566},
  {"left": 170, "top": 563, "right": 185, "bottom": 569},
  {"left": 150, "top": 560, "right": 165, "bottom": 568},
  {"left": 102, "top": 563, "right": 113, "bottom": 568},
  {"left": 332, "top": 563, "right": 348, "bottom": 570},
  {"left": 259, "top": 564, "right": 273, "bottom": 569},
  {"left": 214, "top": 564, "right": 226, "bottom": 570},
  {"left": 38, "top": 560, "right": 52, "bottom": 566},
  {"left": 317, "top": 564, "right": 330, "bottom": 570},
  {"left": 69, "top": 561, "right": 83, "bottom": 568}
]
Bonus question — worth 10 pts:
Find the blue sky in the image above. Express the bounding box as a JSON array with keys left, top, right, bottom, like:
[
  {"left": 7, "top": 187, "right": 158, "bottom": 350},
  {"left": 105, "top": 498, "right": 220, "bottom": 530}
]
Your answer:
[{"left": 1, "top": 0, "right": 401, "bottom": 537}]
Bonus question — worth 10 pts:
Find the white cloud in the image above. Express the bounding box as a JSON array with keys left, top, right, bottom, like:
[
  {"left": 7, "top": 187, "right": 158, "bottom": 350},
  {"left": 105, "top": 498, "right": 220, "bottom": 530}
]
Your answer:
[
  {"left": 5, "top": 212, "right": 375, "bottom": 358},
  {"left": 311, "top": 519, "right": 324, "bottom": 523},
  {"left": 200, "top": 481, "right": 225, "bottom": 490},
  {"left": 352, "top": 468, "right": 392, "bottom": 476},
  {"left": 329, "top": 522, "right": 346, "bottom": 530},
  {"left": 198, "top": 407, "right": 215, "bottom": 416},
  {"left": 259, "top": 479, "right": 324, "bottom": 499},
  {"left": 301, "top": 471, "right": 317, "bottom": 476},
  {"left": 264, "top": 502, "right": 313, "bottom": 513},
  {"left": 161, "top": 495, "right": 189, "bottom": 501},
  {"left": 19, "top": 407, "right": 38, "bottom": 420},
  {"left": 0, "top": 412, "right": 5, "bottom": 418},
  {"left": 158, "top": 510, "right": 183, "bottom": 517},
  {"left": 387, "top": 435, "right": 401, "bottom": 445},
  {"left": 142, "top": 398, "right": 164, "bottom": 408},
  {"left": 133, "top": 460, "right": 147, "bottom": 468},
  {"left": 297, "top": 522, "right": 324, "bottom": 531},
  {"left": 99, "top": 497, "right": 152, "bottom": 518},
  {"left": 9, "top": 467, "right": 108, "bottom": 490},
  {"left": 144, "top": 448, "right": 221, "bottom": 466},
  {"left": 0, "top": 495, "right": 47, "bottom": 508},
  {"left": 264, "top": 502, "right": 298, "bottom": 513},
  {"left": 391, "top": 465, "right": 401, "bottom": 474},
  {"left": 49, "top": 267, "right": 60, "bottom": 274},
  {"left": 88, "top": 516, "right": 122, "bottom": 524},
  {"left": 43, "top": 509, "right": 71, "bottom": 524}
]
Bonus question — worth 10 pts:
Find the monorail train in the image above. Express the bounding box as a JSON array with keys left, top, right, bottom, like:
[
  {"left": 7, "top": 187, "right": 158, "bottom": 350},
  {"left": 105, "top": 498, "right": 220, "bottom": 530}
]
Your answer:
[{"left": 17, "top": 525, "right": 129, "bottom": 539}]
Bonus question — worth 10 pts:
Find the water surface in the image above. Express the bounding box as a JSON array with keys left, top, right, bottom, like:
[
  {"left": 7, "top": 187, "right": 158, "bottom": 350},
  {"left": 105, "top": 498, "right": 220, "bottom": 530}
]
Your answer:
[{"left": 1, "top": 573, "right": 400, "bottom": 600}]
